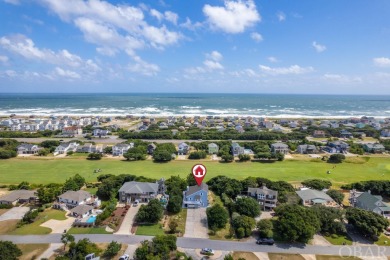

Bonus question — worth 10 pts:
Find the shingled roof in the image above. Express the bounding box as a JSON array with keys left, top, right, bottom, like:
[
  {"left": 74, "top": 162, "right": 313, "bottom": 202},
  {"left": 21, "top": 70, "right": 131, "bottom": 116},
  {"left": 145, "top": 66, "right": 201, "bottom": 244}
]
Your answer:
[{"left": 118, "top": 181, "right": 159, "bottom": 194}]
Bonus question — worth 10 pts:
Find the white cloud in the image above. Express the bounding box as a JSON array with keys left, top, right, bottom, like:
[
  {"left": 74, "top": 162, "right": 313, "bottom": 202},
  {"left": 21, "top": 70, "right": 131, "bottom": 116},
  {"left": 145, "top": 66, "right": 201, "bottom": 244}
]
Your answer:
[
  {"left": 259, "top": 65, "right": 314, "bottom": 75},
  {"left": 0, "top": 55, "right": 9, "bottom": 63},
  {"left": 203, "top": 0, "right": 260, "bottom": 34},
  {"left": 40, "top": 0, "right": 182, "bottom": 52},
  {"left": 3, "top": 0, "right": 19, "bottom": 5},
  {"left": 276, "top": 11, "right": 286, "bottom": 22},
  {"left": 180, "top": 17, "right": 203, "bottom": 30},
  {"left": 203, "top": 60, "right": 224, "bottom": 70},
  {"left": 323, "top": 74, "right": 362, "bottom": 84},
  {"left": 185, "top": 51, "right": 224, "bottom": 74},
  {"left": 206, "top": 51, "right": 223, "bottom": 62},
  {"left": 267, "top": 56, "right": 278, "bottom": 63},
  {"left": 312, "top": 41, "right": 327, "bottom": 53},
  {"left": 128, "top": 55, "right": 160, "bottom": 76},
  {"left": 250, "top": 32, "right": 263, "bottom": 42},
  {"left": 55, "top": 67, "right": 81, "bottom": 79},
  {"left": 373, "top": 57, "right": 390, "bottom": 67}
]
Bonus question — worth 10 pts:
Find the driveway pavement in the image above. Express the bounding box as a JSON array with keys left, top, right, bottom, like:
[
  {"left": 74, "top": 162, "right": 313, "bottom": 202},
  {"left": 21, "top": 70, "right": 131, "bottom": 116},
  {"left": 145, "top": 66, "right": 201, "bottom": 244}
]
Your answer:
[
  {"left": 115, "top": 205, "right": 141, "bottom": 235},
  {"left": 40, "top": 215, "right": 74, "bottom": 234},
  {"left": 184, "top": 208, "right": 209, "bottom": 239},
  {"left": 310, "top": 234, "right": 332, "bottom": 246},
  {"left": 0, "top": 207, "right": 29, "bottom": 221},
  {"left": 38, "top": 243, "right": 62, "bottom": 259}
]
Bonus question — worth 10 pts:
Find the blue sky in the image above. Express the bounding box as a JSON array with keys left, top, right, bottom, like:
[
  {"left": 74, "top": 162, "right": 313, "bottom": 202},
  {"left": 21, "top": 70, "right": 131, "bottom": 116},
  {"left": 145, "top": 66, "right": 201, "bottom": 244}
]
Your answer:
[{"left": 0, "top": 0, "right": 390, "bottom": 94}]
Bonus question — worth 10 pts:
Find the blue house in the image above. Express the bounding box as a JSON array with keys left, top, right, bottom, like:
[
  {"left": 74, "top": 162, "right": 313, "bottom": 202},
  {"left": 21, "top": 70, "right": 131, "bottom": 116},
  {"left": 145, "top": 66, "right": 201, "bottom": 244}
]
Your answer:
[
  {"left": 182, "top": 183, "right": 209, "bottom": 208},
  {"left": 231, "top": 142, "right": 244, "bottom": 156},
  {"left": 178, "top": 142, "right": 189, "bottom": 155}
]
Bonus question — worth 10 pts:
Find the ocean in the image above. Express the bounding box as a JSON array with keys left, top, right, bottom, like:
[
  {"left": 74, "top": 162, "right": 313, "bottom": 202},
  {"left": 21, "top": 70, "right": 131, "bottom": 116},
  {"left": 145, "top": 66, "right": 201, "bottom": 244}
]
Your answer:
[{"left": 0, "top": 93, "right": 390, "bottom": 118}]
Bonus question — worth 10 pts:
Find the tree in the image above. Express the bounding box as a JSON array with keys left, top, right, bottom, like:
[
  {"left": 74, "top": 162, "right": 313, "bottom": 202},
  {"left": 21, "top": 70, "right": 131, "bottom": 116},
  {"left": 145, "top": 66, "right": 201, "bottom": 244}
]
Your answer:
[
  {"left": 153, "top": 149, "right": 172, "bottom": 162},
  {"left": 38, "top": 148, "right": 50, "bottom": 156},
  {"left": 256, "top": 219, "right": 273, "bottom": 238},
  {"left": 302, "top": 179, "right": 332, "bottom": 190},
  {"left": 136, "top": 199, "right": 164, "bottom": 223},
  {"left": 169, "top": 219, "right": 178, "bottom": 234},
  {"left": 166, "top": 195, "right": 182, "bottom": 214},
  {"left": 61, "top": 233, "right": 75, "bottom": 250},
  {"left": 346, "top": 207, "right": 388, "bottom": 240},
  {"left": 221, "top": 154, "right": 234, "bottom": 162},
  {"left": 238, "top": 154, "right": 251, "bottom": 161},
  {"left": 206, "top": 203, "right": 229, "bottom": 230},
  {"left": 234, "top": 197, "right": 261, "bottom": 218},
  {"left": 103, "top": 241, "right": 121, "bottom": 258},
  {"left": 186, "top": 172, "right": 197, "bottom": 186},
  {"left": 0, "top": 241, "right": 22, "bottom": 260},
  {"left": 326, "top": 190, "right": 345, "bottom": 205},
  {"left": 124, "top": 147, "right": 146, "bottom": 161},
  {"left": 328, "top": 154, "right": 346, "bottom": 163},
  {"left": 207, "top": 176, "right": 243, "bottom": 199},
  {"left": 311, "top": 205, "right": 346, "bottom": 235},
  {"left": 275, "top": 204, "right": 320, "bottom": 243},
  {"left": 232, "top": 215, "right": 256, "bottom": 238},
  {"left": 188, "top": 151, "right": 207, "bottom": 159},
  {"left": 275, "top": 152, "right": 285, "bottom": 161},
  {"left": 87, "top": 153, "right": 102, "bottom": 160},
  {"left": 135, "top": 235, "right": 177, "bottom": 260},
  {"left": 67, "top": 238, "right": 101, "bottom": 260},
  {"left": 104, "top": 146, "right": 112, "bottom": 154}
]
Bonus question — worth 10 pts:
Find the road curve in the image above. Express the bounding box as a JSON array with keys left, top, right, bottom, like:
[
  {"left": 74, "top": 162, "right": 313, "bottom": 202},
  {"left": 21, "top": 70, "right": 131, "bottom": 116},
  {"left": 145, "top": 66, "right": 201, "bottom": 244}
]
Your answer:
[{"left": 0, "top": 234, "right": 389, "bottom": 257}]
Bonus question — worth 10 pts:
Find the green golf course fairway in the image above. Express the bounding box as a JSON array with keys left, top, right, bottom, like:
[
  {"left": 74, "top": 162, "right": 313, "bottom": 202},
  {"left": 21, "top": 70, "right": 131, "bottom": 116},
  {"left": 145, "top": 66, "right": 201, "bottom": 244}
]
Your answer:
[{"left": 0, "top": 156, "right": 389, "bottom": 186}]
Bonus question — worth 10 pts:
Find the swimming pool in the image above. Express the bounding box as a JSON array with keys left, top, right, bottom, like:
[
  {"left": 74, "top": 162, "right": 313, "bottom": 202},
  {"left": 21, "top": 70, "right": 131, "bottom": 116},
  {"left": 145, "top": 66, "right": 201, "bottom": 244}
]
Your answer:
[{"left": 86, "top": 215, "right": 96, "bottom": 223}]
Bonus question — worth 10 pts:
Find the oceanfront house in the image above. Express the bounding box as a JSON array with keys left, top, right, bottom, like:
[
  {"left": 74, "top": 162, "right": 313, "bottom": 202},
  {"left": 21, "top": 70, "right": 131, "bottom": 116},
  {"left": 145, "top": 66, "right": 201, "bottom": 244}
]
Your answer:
[
  {"left": 297, "top": 144, "right": 318, "bottom": 154},
  {"left": 182, "top": 183, "right": 209, "bottom": 208},
  {"left": 322, "top": 141, "right": 349, "bottom": 154},
  {"left": 270, "top": 143, "right": 289, "bottom": 155},
  {"left": 296, "top": 188, "right": 337, "bottom": 207},
  {"left": 351, "top": 191, "right": 390, "bottom": 219},
  {"left": 313, "top": 130, "right": 326, "bottom": 138},
  {"left": 231, "top": 142, "right": 245, "bottom": 156},
  {"left": 76, "top": 143, "right": 103, "bottom": 153},
  {"left": 62, "top": 126, "right": 83, "bottom": 136},
  {"left": 53, "top": 142, "right": 79, "bottom": 155},
  {"left": 208, "top": 143, "right": 219, "bottom": 154},
  {"left": 118, "top": 181, "right": 159, "bottom": 203},
  {"left": 92, "top": 128, "right": 110, "bottom": 137},
  {"left": 16, "top": 143, "right": 42, "bottom": 155},
  {"left": 247, "top": 185, "right": 278, "bottom": 210},
  {"left": 363, "top": 143, "right": 385, "bottom": 153},
  {"left": 0, "top": 190, "right": 37, "bottom": 205},
  {"left": 57, "top": 190, "right": 98, "bottom": 209},
  {"left": 70, "top": 204, "right": 94, "bottom": 218},
  {"left": 178, "top": 142, "right": 189, "bottom": 155},
  {"left": 380, "top": 129, "right": 390, "bottom": 137},
  {"left": 112, "top": 143, "right": 134, "bottom": 156},
  {"left": 147, "top": 143, "right": 157, "bottom": 154},
  {"left": 340, "top": 130, "right": 353, "bottom": 138}
]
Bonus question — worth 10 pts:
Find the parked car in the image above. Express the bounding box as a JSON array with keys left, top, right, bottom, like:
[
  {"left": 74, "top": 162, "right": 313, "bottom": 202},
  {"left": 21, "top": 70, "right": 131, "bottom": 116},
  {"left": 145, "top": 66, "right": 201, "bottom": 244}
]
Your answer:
[
  {"left": 384, "top": 231, "right": 390, "bottom": 236},
  {"left": 256, "top": 238, "right": 275, "bottom": 245},
  {"left": 200, "top": 248, "right": 214, "bottom": 255},
  {"left": 133, "top": 200, "right": 139, "bottom": 207},
  {"left": 119, "top": 254, "right": 130, "bottom": 260}
]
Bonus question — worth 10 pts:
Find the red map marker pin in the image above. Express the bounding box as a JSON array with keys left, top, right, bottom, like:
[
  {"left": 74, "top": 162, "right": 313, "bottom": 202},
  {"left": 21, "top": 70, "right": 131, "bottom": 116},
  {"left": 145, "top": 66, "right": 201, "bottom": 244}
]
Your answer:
[{"left": 192, "top": 164, "right": 207, "bottom": 186}]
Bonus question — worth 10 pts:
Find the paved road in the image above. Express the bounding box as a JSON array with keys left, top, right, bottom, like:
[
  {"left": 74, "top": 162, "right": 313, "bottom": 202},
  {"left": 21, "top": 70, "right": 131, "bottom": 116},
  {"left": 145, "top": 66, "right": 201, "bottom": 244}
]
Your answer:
[{"left": 1, "top": 234, "right": 389, "bottom": 257}]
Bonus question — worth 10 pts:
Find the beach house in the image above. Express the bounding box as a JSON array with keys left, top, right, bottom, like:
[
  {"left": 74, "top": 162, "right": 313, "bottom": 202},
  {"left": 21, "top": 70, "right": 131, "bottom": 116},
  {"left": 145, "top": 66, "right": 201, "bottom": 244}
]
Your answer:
[
  {"left": 182, "top": 183, "right": 209, "bottom": 208},
  {"left": 247, "top": 185, "right": 278, "bottom": 210},
  {"left": 270, "top": 143, "right": 289, "bottom": 155},
  {"left": 208, "top": 143, "right": 219, "bottom": 154}
]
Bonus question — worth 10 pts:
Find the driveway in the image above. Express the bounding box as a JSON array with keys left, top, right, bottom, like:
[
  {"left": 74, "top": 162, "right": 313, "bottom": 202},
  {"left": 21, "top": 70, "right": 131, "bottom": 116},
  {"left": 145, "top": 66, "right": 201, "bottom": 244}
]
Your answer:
[
  {"left": 40, "top": 215, "right": 74, "bottom": 234},
  {"left": 184, "top": 208, "right": 209, "bottom": 239},
  {"left": 115, "top": 205, "right": 141, "bottom": 235},
  {"left": 0, "top": 207, "right": 29, "bottom": 221},
  {"left": 310, "top": 234, "right": 332, "bottom": 246}
]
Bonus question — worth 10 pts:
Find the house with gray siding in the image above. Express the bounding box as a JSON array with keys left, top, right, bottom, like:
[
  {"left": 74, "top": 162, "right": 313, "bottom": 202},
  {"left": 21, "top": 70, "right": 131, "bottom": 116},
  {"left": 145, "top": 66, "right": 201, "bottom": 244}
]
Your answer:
[
  {"left": 118, "top": 181, "right": 159, "bottom": 203},
  {"left": 248, "top": 185, "right": 278, "bottom": 210},
  {"left": 352, "top": 191, "right": 390, "bottom": 219},
  {"left": 208, "top": 143, "right": 219, "bottom": 154},
  {"left": 271, "top": 143, "right": 289, "bottom": 155}
]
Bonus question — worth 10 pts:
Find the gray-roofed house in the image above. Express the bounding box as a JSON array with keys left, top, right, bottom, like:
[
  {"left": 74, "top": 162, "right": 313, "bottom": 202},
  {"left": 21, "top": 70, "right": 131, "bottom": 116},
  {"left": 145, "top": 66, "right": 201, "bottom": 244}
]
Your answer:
[
  {"left": 54, "top": 142, "right": 79, "bottom": 155},
  {"left": 112, "top": 143, "right": 133, "bottom": 156},
  {"left": 271, "top": 143, "right": 289, "bottom": 155},
  {"left": 147, "top": 143, "right": 157, "bottom": 154},
  {"left": 178, "top": 142, "right": 189, "bottom": 155},
  {"left": 208, "top": 143, "right": 219, "bottom": 154},
  {"left": 353, "top": 192, "right": 390, "bottom": 219},
  {"left": 182, "top": 183, "right": 209, "bottom": 208},
  {"left": 297, "top": 144, "right": 318, "bottom": 154},
  {"left": 0, "top": 190, "right": 37, "bottom": 205},
  {"left": 16, "top": 143, "right": 41, "bottom": 155},
  {"left": 93, "top": 128, "right": 110, "bottom": 137},
  {"left": 296, "top": 188, "right": 337, "bottom": 207},
  {"left": 118, "top": 181, "right": 159, "bottom": 203},
  {"left": 231, "top": 142, "right": 244, "bottom": 156},
  {"left": 248, "top": 185, "right": 278, "bottom": 210},
  {"left": 58, "top": 190, "right": 94, "bottom": 208},
  {"left": 363, "top": 143, "right": 385, "bottom": 153},
  {"left": 70, "top": 204, "right": 94, "bottom": 218}
]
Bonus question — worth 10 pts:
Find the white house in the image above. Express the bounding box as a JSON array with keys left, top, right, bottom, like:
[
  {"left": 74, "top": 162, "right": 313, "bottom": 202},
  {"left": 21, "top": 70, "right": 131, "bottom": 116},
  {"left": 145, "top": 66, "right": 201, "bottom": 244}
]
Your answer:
[
  {"left": 112, "top": 143, "right": 133, "bottom": 156},
  {"left": 54, "top": 142, "right": 79, "bottom": 155}
]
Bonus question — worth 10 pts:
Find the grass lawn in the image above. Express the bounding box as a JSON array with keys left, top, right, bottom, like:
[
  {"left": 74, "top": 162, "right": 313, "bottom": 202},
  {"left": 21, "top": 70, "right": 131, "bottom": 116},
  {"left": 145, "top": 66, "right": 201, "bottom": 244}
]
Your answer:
[
  {"left": 232, "top": 252, "right": 259, "bottom": 260},
  {"left": 135, "top": 223, "right": 165, "bottom": 236},
  {"left": 0, "top": 219, "right": 19, "bottom": 234},
  {"left": 375, "top": 234, "right": 390, "bottom": 246},
  {"left": 67, "top": 227, "right": 112, "bottom": 234},
  {"left": 0, "top": 208, "right": 9, "bottom": 216},
  {"left": 166, "top": 209, "right": 187, "bottom": 236},
  {"left": 0, "top": 156, "right": 389, "bottom": 186},
  {"left": 268, "top": 253, "right": 305, "bottom": 260},
  {"left": 316, "top": 256, "right": 362, "bottom": 260},
  {"left": 208, "top": 192, "right": 234, "bottom": 240},
  {"left": 84, "top": 187, "right": 98, "bottom": 195},
  {"left": 11, "top": 209, "right": 67, "bottom": 235},
  {"left": 18, "top": 244, "right": 50, "bottom": 260},
  {"left": 324, "top": 233, "right": 353, "bottom": 245}
]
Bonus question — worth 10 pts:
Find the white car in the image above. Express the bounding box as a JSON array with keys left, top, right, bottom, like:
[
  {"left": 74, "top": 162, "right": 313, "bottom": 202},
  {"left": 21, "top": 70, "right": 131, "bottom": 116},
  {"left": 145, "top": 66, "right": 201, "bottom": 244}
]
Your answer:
[
  {"left": 119, "top": 254, "right": 130, "bottom": 260},
  {"left": 133, "top": 200, "right": 139, "bottom": 207},
  {"left": 200, "top": 248, "right": 214, "bottom": 255}
]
